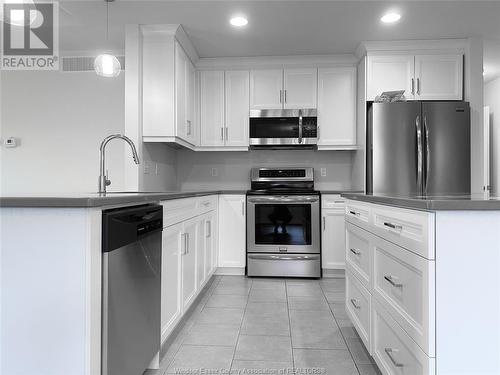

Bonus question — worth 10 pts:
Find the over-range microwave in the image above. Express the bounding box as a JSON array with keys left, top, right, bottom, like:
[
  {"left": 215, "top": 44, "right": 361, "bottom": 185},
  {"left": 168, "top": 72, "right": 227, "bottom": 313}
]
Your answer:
[{"left": 249, "top": 109, "right": 318, "bottom": 149}]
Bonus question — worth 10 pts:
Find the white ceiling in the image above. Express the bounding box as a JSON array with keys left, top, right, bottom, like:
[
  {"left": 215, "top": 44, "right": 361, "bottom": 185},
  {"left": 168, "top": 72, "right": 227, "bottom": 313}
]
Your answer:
[{"left": 58, "top": 1, "right": 500, "bottom": 79}]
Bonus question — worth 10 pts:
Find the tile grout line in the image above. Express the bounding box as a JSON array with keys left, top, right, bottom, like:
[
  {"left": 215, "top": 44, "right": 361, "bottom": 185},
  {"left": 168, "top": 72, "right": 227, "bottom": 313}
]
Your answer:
[
  {"left": 320, "top": 281, "right": 363, "bottom": 375},
  {"left": 228, "top": 277, "right": 252, "bottom": 371}
]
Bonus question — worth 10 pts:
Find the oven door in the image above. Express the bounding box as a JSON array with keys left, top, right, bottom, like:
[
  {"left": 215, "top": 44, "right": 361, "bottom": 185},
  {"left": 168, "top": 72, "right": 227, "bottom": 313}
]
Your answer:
[{"left": 246, "top": 195, "right": 320, "bottom": 253}]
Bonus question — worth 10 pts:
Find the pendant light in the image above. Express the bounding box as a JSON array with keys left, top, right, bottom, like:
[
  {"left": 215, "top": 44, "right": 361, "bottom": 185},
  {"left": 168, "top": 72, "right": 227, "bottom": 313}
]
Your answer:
[{"left": 94, "top": 0, "right": 121, "bottom": 78}]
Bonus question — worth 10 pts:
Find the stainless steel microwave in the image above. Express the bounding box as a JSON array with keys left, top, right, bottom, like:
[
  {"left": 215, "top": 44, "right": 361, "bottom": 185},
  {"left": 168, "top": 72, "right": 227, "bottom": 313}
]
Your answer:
[{"left": 249, "top": 109, "right": 318, "bottom": 149}]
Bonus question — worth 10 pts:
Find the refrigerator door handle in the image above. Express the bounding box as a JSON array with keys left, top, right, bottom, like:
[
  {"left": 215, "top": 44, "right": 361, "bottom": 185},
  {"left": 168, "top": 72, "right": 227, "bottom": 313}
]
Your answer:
[
  {"left": 423, "top": 115, "right": 430, "bottom": 194},
  {"left": 416, "top": 115, "right": 423, "bottom": 192}
]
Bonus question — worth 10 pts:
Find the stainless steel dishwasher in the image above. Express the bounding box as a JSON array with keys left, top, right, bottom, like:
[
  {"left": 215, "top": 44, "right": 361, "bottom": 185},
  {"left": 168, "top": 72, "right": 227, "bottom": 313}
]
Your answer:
[{"left": 102, "top": 204, "right": 163, "bottom": 375}]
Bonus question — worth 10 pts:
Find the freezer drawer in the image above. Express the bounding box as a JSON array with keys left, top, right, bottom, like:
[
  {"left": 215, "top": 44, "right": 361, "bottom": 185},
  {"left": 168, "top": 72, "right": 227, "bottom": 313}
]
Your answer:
[{"left": 247, "top": 253, "right": 321, "bottom": 278}]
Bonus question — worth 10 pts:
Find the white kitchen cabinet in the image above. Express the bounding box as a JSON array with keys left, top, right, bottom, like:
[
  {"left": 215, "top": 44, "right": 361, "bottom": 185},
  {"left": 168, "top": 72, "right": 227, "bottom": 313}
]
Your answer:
[
  {"left": 283, "top": 68, "right": 317, "bottom": 109},
  {"left": 218, "top": 194, "right": 246, "bottom": 269},
  {"left": 321, "top": 195, "right": 346, "bottom": 269},
  {"left": 161, "top": 223, "right": 183, "bottom": 341},
  {"left": 367, "top": 54, "right": 463, "bottom": 101},
  {"left": 181, "top": 218, "right": 198, "bottom": 311},
  {"left": 250, "top": 69, "right": 283, "bottom": 109},
  {"left": 317, "top": 67, "right": 356, "bottom": 147},
  {"left": 225, "top": 70, "right": 250, "bottom": 146},
  {"left": 175, "top": 41, "right": 188, "bottom": 140},
  {"left": 367, "top": 55, "right": 415, "bottom": 101},
  {"left": 200, "top": 70, "right": 225, "bottom": 146},
  {"left": 414, "top": 54, "right": 463, "bottom": 100}
]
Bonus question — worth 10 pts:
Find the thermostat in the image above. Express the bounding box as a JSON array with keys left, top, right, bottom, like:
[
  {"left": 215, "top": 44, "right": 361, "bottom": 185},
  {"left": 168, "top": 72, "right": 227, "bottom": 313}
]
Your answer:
[{"left": 4, "top": 137, "right": 18, "bottom": 148}]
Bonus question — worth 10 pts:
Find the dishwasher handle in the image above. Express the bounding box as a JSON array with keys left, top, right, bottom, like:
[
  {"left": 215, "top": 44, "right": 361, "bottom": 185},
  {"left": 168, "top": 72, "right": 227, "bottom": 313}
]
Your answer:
[{"left": 102, "top": 204, "right": 163, "bottom": 253}]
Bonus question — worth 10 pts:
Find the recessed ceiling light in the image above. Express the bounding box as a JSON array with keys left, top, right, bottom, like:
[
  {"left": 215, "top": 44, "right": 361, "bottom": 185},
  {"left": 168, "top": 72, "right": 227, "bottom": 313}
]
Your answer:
[
  {"left": 230, "top": 16, "right": 248, "bottom": 27},
  {"left": 381, "top": 12, "right": 401, "bottom": 24}
]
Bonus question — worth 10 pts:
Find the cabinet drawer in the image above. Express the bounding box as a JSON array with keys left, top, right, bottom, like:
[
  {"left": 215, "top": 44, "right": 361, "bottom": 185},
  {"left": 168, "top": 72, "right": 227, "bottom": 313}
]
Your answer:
[
  {"left": 161, "top": 198, "right": 198, "bottom": 227},
  {"left": 346, "top": 222, "right": 372, "bottom": 289},
  {"left": 345, "top": 200, "right": 370, "bottom": 228},
  {"left": 373, "top": 235, "right": 435, "bottom": 357},
  {"left": 322, "top": 194, "right": 345, "bottom": 209},
  {"left": 371, "top": 204, "right": 435, "bottom": 259},
  {"left": 372, "top": 299, "right": 435, "bottom": 375},
  {"left": 346, "top": 272, "right": 371, "bottom": 350},
  {"left": 197, "top": 195, "right": 218, "bottom": 213}
]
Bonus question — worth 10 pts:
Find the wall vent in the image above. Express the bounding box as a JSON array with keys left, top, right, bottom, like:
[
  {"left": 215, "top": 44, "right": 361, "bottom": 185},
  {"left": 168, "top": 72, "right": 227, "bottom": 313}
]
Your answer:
[{"left": 61, "top": 56, "right": 125, "bottom": 72}]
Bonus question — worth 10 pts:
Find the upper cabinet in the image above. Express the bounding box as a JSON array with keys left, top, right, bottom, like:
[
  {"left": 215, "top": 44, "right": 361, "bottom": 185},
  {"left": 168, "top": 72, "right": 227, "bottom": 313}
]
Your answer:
[
  {"left": 249, "top": 69, "right": 283, "bottom": 109},
  {"left": 317, "top": 67, "right": 356, "bottom": 147},
  {"left": 225, "top": 71, "right": 250, "bottom": 147},
  {"left": 199, "top": 70, "right": 249, "bottom": 149},
  {"left": 414, "top": 54, "right": 463, "bottom": 100},
  {"left": 250, "top": 68, "right": 317, "bottom": 110},
  {"left": 200, "top": 70, "right": 225, "bottom": 146},
  {"left": 367, "top": 53, "right": 463, "bottom": 101},
  {"left": 283, "top": 68, "right": 318, "bottom": 109},
  {"left": 176, "top": 42, "right": 197, "bottom": 144}
]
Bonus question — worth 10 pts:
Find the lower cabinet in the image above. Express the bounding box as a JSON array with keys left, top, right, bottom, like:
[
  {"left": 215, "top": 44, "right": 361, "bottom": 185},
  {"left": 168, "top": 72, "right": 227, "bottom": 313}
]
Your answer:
[
  {"left": 321, "top": 195, "right": 346, "bottom": 270},
  {"left": 160, "top": 196, "right": 218, "bottom": 344},
  {"left": 218, "top": 194, "right": 246, "bottom": 269}
]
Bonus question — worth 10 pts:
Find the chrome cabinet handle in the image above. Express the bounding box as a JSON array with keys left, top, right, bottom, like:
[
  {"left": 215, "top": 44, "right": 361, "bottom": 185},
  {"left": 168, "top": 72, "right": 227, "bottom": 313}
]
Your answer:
[
  {"left": 417, "top": 78, "right": 421, "bottom": 95},
  {"left": 206, "top": 221, "right": 211, "bottom": 238},
  {"left": 411, "top": 78, "right": 415, "bottom": 95},
  {"left": 186, "top": 120, "right": 192, "bottom": 136},
  {"left": 350, "top": 248, "right": 361, "bottom": 256},
  {"left": 181, "top": 233, "right": 187, "bottom": 255},
  {"left": 241, "top": 201, "right": 245, "bottom": 216},
  {"left": 323, "top": 216, "right": 326, "bottom": 231},
  {"left": 186, "top": 233, "right": 189, "bottom": 254},
  {"left": 384, "top": 275, "right": 403, "bottom": 288},
  {"left": 225, "top": 127, "right": 228, "bottom": 141},
  {"left": 349, "top": 210, "right": 360, "bottom": 217},
  {"left": 350, "top": 298, "right": 361, "bottom": 309},
  {"left": 424, "top": 115, "right": 430, "bottom": 194},
  {"left": 385, "top": 348, "right": 404, "bottom": 368},
  {"left": 284, "top": 90, "right": 287, "bottom": 103},
  {"left": 383, "top": 222, "right": 403, "bottom": 231},
  {"left": 221, "top": 127, "right": 224, "bottom": 141},
  {"left": 298, "top": 109, "right": 303, "bottom": 144},
  {"left": 279, "top": 90, "right": 282, "bottom": 104}
]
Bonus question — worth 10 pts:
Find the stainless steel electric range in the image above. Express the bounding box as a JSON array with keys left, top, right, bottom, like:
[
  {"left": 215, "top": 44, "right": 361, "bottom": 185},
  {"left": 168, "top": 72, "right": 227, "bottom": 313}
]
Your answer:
[{"left": 246, "top": 167, "right": 321, "bottom": 278}]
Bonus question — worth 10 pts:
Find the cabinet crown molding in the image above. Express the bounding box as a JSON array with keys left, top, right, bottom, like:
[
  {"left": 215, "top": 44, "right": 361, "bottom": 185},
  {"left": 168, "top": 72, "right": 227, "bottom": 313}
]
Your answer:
[{"left": 356, "top": 39, "right": 468, "bottom": 59}]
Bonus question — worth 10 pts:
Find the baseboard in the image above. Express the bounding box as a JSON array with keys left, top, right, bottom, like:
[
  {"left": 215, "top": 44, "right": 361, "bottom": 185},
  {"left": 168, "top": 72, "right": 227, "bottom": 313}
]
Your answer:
[
  {"left": 322, "top": 268, "right": 346, "bottom": 278},
  {"left": 215, "top": 267, "right": 245, "bottom": 276},
  {"left": 159, "top": 275, "right": 217, "bottom": 359}
]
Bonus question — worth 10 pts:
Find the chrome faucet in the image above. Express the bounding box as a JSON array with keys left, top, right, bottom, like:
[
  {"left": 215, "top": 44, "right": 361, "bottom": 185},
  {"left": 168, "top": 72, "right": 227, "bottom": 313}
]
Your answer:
[{"left": 99, "top": 134, "right": 140, "bottom": 194}]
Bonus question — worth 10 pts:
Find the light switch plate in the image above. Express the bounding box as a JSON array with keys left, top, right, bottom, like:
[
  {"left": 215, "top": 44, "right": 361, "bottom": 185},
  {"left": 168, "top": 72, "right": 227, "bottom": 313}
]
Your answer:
[
  {"left": 320, "top": 168, "right": 327, "bottom": 177},
  {"left": 211, "top": 168, "right": 218, "bottom": 177}
]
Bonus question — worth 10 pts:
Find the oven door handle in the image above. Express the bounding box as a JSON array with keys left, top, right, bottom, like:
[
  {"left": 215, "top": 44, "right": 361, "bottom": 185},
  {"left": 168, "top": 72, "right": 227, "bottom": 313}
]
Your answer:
[
  {"left": 247, "top": 196, "right": 319, "bottom": 203},
  {"left": 248, "top": 254, "right": 320, "bottom": 261}
]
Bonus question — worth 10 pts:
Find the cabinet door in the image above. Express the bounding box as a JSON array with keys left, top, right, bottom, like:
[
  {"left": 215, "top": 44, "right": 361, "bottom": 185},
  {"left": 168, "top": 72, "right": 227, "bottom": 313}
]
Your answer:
[
  {"left": 317, "top": 67, "right": 356, "bottom": 146},
  {"left": 196, "top": 215, "right": 206, "bottom": 289},
  {"left": 175, "top": 42, "right": 187, "bottom": 140},
  {"left": 200, "top": 70, "right": 225, "bottom": 146},
  {"left": 225, "top": 70, "right": 250, "bottom": 147},
  {"left": 283, "top": 68, "right": 317, "bottom": 109},
  {"left": 367, "top": 55, "right": 415, "bottom": 101},
  {"left": 185, "top": 59, "right": 197, "bottom": 144},
  {"left": 204, "top": 212, "right": 216, "bottom": 277},
  {"left": 161, "top": 223, "right": 183, "bottom": 341},
  {"left": 181, "top": 218, "right": 197, "bottom": 310},
  {"left": 218, "top": 195, "right": 246, "bottom": 268},
  {"left": 249, "top": 69, "right": 283, "bottom": 109},
  {"left": 321, "top": 209, "right": 346, "bottom": 269},
  {"left": 414, "top": 54, "right": 463, "bottom": 100}
]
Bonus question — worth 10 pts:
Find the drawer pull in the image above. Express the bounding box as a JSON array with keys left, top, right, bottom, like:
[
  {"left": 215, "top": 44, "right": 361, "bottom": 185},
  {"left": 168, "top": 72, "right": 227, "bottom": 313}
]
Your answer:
[
  {"left": 350, "top": 298, "right": 361, "bottom": 309},
  {"left": 384, "top": 348, "right": 404, "bottom": 368},
  {"left": 349, "top": 210, "right": 360, "bottom": 216},
  {"left": 383, "top": 222, "right": 403, "bottom": 231},
  {"left": 202, "top": 202, "right": 210, "bottom": 206},
  {"left": 384, "top": 275, "right": 403, "bottom": 288},
  {"left": 350, "top": 248, "right": 361, "bottom": 256}
]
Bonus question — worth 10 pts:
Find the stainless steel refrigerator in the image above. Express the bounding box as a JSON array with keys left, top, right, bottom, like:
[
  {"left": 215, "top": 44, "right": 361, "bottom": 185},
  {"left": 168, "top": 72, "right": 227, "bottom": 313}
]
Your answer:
[{"left": 366, "top": 101, "right": 471, "bottom": 195}]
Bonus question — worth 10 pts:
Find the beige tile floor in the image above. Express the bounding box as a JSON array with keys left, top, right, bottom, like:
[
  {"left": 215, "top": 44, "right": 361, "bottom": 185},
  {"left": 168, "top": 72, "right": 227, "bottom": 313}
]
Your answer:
[{"left": 145, "top": 276, "right": 381, "bottom": 375}]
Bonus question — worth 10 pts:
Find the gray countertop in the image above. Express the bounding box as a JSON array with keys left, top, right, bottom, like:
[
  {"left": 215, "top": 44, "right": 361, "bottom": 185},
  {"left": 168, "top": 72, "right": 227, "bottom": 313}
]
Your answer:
[
  {"left": 341, "top": 192, "right": 500, "bottom": 211},
  {"left": 0, "top": 189, "right": 360, "bottom": 208}
]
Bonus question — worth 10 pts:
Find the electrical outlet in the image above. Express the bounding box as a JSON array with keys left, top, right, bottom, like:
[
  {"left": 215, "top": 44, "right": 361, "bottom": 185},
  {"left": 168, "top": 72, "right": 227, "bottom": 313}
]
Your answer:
[
  {"left": 155, "top": 163, "right": 159, "bottom": 176},
  {"left": 211, "top": 168, "right": 218, "bottom": 177},
  {"left": 321, "top": 168, "right": 327, "bottom": 177}
]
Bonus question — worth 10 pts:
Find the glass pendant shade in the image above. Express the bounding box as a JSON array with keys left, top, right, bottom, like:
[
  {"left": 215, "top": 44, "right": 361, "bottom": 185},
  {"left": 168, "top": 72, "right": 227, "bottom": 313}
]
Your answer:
[{"left": 94, "top": 54, "right": 121, "bottom": 78}]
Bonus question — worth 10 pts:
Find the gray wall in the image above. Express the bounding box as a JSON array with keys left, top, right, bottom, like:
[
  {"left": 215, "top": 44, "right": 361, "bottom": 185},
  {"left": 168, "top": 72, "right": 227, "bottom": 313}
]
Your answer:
[{"left": 176, "top": 149, "right": 354, "bottom": 191}]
